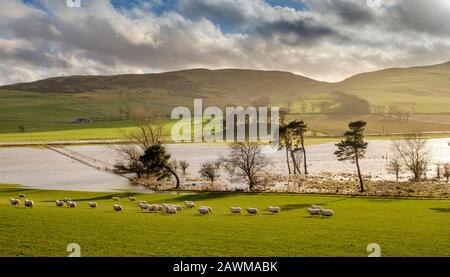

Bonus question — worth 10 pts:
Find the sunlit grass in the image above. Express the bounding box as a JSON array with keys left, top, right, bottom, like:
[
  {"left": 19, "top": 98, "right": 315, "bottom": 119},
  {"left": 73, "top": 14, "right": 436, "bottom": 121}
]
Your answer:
[{"left": 0, "top": 184, "right": 448, "bottom": 257}]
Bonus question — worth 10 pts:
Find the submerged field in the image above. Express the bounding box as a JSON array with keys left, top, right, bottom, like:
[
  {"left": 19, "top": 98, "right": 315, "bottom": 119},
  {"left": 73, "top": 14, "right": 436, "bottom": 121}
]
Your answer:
[{"left": 0, "top": 184, "right": 449, "bottom": 257}]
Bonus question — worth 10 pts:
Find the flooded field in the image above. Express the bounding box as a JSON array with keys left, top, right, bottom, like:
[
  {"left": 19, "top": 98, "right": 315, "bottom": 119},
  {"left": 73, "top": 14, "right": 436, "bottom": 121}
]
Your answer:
[{"left": 0, "top": 138, "right": 449, "bottom": 191}]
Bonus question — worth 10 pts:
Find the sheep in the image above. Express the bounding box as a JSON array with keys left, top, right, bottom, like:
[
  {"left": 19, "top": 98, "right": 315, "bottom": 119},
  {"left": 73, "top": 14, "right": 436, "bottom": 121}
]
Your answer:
[
  {"left": 311, "top": 205, "right": 322, "bottom": 209},
  {"left": 307, "top": 208, "right": 321, "bottom": 216},
  {"left": 319, "top": 208, "right": 334, "bottom": 218},
  {"left": 147, "top": 204, "right": 157, "bottom": 212},
  {"left": 205, "top": 206, "right": 212, "bottom": 213},
  {"left": 165, "top": 205, "right": 177, "bottom": 214},
  {"left": 112, "top": 197, "right": 120, "bottom": 201},
  {"left": 24, "top": 199, "right": 34, "bottom": 208},
  {"left": 55, "top": 200, "right": 65, "bottom": 207},
  {"left": 171, "top": 204, "right": 183, "bottom": 211},
  {"left": 67, "top": 201, "right": 76, "bottom": 208},
  {"left": 267, "top": 206, "right": 281, "bottom": 214},
  {"left": 113, "top": 204, "right": 123, "bottom": 212},
  {"left": 246, "top": 207, "right": 258, "bottom": 215},
  {"left": 185, "top": 201, "right": 195, "bottom": 209},
  {"left": 156, "top": 204, "right": 164, "bottom": 211},
  {"left": 10, "top": 198, "right": 20, "bottom": 206},
  {"left": 88, "top": 202, "right": 97, "bottom": 208},
  {"left": 139, "top": 200, "right": 147, "bottom": 205},
  {"left": 18, "top": 194, "right": 25, "bottom": 198},
  {"left": 128, "top": 197, "right": 136, "bottom": 201},
  {"left": 198, "top": 206, "right": 211, "bottom": 215},
  {"left": 139, "top": 203, "right": 149, "bottom": 210},
  {"left": 64, "top": 198, "right": 71, "bottom": 202},
  {"left": 229, "top": 207, "right": 242, "bottom": 214}
]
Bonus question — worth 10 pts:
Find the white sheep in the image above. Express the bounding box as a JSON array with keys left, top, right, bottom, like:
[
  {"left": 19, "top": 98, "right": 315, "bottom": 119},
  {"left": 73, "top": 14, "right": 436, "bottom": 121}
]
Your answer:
[
  {"left": 113, "top": 204, "right": 123, "bottom": 211},
  {"left": 246, "top": 207, "right": 258, "bottom": 215},
  {"left": 128, "top": 197, "right": 136, "bottom": 201},
  {"left": 267, "top": 206, "right": 281, "bottom": 214},
  {"left": 139, "top": 200, "right": 147, "bottom": 205},
  {"left": 229, "top": 207, "right": 242, "bottom": 214},
  {"left": 112, "top": 196, "right": 120, "bottom": 201},
  {"left": 140, "top": 203, "right": 149, "bottom": 210},
  {"left": 147, "top": 204, "right": 157, "bottom": 212},
  {"left": 319, "top": 208, "right": 334, "bottom": 218},
  {"left": 10, "top": 198, "right": 20, "bottom": 206},
  {"left": 198, "top": 206, "right": 210, "bottom": 215},
  {"left": 88, "top": 202, "right": 97, "bottom": 208},
  {"left": 165, "top": 205, "right": 177, "bottom": 214},
  {"left": 64, "top": 198, "right": 71, "bottom": 202},
  {"left": 18, "top": 194, "right": 26, "bottom": 198},
  {"left": 67, "top": 201, "right": 76, "bottom": 208},
  {"left": 56, "top": 200, "right": 65, "bottom": 207},
  {"left": 156, "top": 204, "right": 164, "bottom": 211},
  {"left": 307, "top": 208, "right": 321, "bottom": 216},
  {"left": 24, "top": 199, "right": 34, "bottom": 208},
  {"left": 185, "top": 201, "right": 195, "bottom": 209},
  {"left": 311, "top": 205, "right": 322, "bottom": 209},
  {"left": 171, "top": 204, "right": 182, "bottom": 211}
]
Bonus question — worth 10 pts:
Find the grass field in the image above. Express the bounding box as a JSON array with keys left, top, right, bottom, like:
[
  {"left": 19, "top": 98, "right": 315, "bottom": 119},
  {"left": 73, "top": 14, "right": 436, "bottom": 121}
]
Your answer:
[
  {"left": 1, "top": 114, "right": 450, "bottom": 143},
  {"left": 0, "top": 184, "right": 449, "bottom": 257}
]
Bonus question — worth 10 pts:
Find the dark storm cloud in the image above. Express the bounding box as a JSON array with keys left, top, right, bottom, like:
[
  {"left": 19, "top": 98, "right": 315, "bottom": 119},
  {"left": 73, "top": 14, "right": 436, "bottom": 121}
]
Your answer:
[{"left": 254, "top": 19, "right": 337, "bottom": 45}]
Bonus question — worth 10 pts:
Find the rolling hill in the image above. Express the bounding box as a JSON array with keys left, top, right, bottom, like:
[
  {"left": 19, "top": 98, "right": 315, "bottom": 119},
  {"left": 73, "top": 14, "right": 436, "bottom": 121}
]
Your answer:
[{"left": 0, "top": 61, "right": 449, "bottom": 137}]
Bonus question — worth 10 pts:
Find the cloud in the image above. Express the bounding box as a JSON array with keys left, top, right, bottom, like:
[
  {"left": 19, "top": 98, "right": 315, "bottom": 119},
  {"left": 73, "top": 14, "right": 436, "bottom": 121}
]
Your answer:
[{"left": 0, "top": 0, "right": 449, "bottom": 85}]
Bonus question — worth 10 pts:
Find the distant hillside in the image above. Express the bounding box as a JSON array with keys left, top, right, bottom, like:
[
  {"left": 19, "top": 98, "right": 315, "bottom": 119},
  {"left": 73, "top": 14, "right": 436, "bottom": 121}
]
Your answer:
[
  {"left": 0, "top": 69, "right": 327, "bottom": 104},
  {"left": 0, "top": 62, "right": 449, "bottom": 134}
]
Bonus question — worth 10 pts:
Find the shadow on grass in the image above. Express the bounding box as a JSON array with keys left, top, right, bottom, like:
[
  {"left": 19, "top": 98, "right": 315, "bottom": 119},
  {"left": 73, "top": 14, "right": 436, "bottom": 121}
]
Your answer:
[
  {"left": 0, "top": 188, "right": 39, "bottom": 195},
  {"left": 172, "top": 192, "right": 245, "bottom": 202},
  {"left": 430, "top": 208, "right": 450, "bottom": 213},
  {"left": 41, "top": 192, "right": 140, "bottom": 202},
  {"left": 278, "top": 203, "right": 311, "bottom": 211},
  {"left": 318, "top": 198, "right": 350, "bottom": 206}
]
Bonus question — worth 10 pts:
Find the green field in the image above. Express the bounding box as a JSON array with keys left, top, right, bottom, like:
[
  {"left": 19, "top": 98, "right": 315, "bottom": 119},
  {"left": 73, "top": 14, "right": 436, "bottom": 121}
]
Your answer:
[
  {"left": 0, "top": 62, "right": 449, "bottom": 142},
  {"left": 1, "top": 111, "right": 450, "bottom": 143},
  {"left": 0, "top": 184, "right": 449, "bottom": 257}
]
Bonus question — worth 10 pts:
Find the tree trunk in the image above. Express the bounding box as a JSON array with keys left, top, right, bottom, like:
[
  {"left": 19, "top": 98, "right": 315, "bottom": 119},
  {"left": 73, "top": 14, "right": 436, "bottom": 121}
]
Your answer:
[
  {"left": 285, "top": 147, "right": 291, "bottom": 174},
  {"left": 290, "top": 149, "right": 301, "bottom": 174},
  {"left": 355, "top": 152, "right": 364, "bottom": 192},
  {"left": 301, "top": 135, "right": 308, "bottom": 175},
  {"left": 248, "top": 175, "right": 254, "bottom": 190},
  {"left": 167, "top": 166, "right": 180, "bottom": 189},
  {"left": 290, "top": 149, "right": 297, "bottom": 174}
]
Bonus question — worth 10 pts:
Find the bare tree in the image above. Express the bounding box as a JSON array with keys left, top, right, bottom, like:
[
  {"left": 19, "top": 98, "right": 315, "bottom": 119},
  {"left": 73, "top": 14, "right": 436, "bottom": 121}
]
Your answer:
[
  {"left": 179, "top": 160, "right": 189, "bottom": 175},
  {"left": 387, "top": 158, "right": 402, "bottom": 182},
  {"left": 112, "top": 108, "right": 164, "bottom": 177},
  {"left": 222, "top": 142, "right": 270, "bottom": 190},
  {"left": 436, "top": 164, "right": 442, "bottom": 180},
  {"left": 113, "top": 144, "right": 146, "bottom": 177},
  {"left": 443, "top": 164, "right": 450, "bottom": 183},
  {"left": 199, "top": 161, "right": 220, "bottom": 185},
  {"left": 171, "top": 159, "right": 179, "bottom": 172},
  {"left": 392, "top": 135, "right": 429, "bottom": 181},
  {"left": 128, "top": 108, "right": 164, "bottom": 151}
]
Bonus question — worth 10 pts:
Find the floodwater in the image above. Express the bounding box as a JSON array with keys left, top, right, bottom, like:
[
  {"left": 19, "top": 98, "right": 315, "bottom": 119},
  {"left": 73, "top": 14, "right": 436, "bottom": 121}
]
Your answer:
[{"left": 0, "top": 138, "right": 449, "bottom": 191}]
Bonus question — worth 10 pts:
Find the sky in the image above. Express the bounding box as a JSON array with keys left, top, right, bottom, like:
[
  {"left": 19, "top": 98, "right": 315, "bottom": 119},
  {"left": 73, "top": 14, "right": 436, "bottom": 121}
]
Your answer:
[{"left": 0, "top": 0, "right": 449, "bottom": 85}]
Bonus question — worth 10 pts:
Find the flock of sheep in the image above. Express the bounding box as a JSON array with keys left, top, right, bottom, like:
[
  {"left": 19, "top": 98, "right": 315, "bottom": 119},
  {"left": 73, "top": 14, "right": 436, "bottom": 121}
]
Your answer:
[
  {"left": 9, "top": 194, "right": 334, "bottom": 218},
  {"left": 307, "top": 205, "right": 334, "bottom": 217}
]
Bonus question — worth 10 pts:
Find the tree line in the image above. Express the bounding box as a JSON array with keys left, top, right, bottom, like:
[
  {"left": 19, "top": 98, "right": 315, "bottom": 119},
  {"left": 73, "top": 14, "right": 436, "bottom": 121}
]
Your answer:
[{"left": 113, "top": 109, "right": 448, "bottom": 193}]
